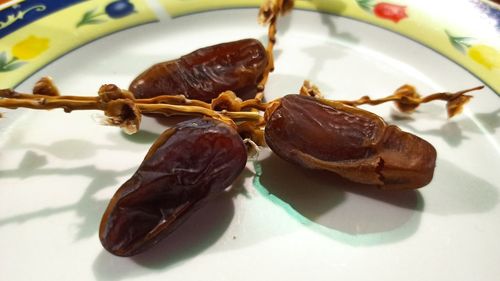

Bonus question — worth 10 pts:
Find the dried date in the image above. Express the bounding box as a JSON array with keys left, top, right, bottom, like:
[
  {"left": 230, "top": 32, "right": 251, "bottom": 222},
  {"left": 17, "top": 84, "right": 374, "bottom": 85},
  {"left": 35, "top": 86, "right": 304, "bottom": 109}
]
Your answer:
[
  {"left": 99, "top": 118, "right": 247, "bottom": 256},
  {"left": 129, "top": 39, "right": 268, "bottom": 102},
  {"left": 265, "top": 95, "right": 437, "bottom": 190}
]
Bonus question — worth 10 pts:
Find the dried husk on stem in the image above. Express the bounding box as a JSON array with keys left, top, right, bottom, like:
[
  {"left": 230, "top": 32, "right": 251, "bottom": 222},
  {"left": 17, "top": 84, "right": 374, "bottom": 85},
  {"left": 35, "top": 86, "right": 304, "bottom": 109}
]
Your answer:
[
  {"left": 0, "top": 78, "right": 483, "bottom": 139},
  {"left": 0, "top": 81, "right": 267, "bottom": 135},
  {"left": 300, "top": 81, "right": 483, "bottom": 118}
]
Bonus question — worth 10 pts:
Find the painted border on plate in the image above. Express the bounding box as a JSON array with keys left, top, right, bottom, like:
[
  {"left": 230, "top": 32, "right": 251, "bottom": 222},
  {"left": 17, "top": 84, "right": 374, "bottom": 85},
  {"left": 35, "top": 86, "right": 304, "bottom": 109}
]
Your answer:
[
  {"left": 0, "top": 0, "right": 499, "bottom": 95},
  {"left": 0, "top": 0, "right": 157, "bottom": 89}
]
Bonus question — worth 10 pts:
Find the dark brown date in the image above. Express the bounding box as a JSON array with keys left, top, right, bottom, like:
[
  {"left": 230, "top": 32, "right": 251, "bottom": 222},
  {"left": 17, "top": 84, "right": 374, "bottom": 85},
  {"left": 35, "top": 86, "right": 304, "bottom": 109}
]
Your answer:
[
  {"left": 129, "top": 39, "right": 268, "bottom": 102},
  {"left": 99, "top": 118, "right": 247, "bottom": 256},
  {"left": 265, "top": 95, "right": 437, "bottom": 190}
]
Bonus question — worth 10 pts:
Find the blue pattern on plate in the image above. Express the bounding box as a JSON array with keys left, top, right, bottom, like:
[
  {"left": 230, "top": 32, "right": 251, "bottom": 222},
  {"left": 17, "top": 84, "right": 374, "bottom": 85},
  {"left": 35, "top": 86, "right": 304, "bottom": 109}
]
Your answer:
[{"left": 0, "top": 0, "right": 85, "bottom": 38}]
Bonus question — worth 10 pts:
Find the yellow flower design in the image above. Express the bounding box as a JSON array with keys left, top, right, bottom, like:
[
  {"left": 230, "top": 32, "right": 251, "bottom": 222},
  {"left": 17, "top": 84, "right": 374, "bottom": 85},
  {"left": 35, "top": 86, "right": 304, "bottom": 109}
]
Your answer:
[
  {"left": 11, "top": 35, "right": 50, "bottom": 60},
  {"left": 468, "top": 44, "right": 500, "bottom": 70}
]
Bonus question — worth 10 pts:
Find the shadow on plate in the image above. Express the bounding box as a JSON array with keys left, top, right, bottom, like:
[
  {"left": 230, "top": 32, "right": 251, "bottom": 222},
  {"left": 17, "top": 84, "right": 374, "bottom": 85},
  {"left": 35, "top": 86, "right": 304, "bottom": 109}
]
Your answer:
[
  {"left": 254, "top": 152, "right": 499, "bottom": 244},
  {"left": 472, "top": 108, "right": 500, "bottom": 134},
  {"left": 303, "top": 11, "right": 359, "bottom": 81},
  {"left": 254, "top": 153, "right": 423, "bottom": 245},
  {"left": 391, "top": 105, "right": 500, "bottom": 147},
  {"left": 421, "top": 158, "right": 498, "bottom": 215},
  {"left": 3, "top": 121, "right": 160, "bottom": 160},
  {"left": 0, "top": 151, "right": 135, "bottom": 241}
]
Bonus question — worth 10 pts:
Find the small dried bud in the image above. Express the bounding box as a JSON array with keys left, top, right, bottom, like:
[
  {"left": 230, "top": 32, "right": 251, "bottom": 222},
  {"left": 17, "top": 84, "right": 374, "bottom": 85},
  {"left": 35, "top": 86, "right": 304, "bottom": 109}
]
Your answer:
[
  {"left": 447, "top": 94, "right": 472, "bottom": 118},
  {"left": 444, "top": 86, "right": 482, "bottom": 118},
  {"left": 259, "top": 0, "right": 294, "bottom": 24},
  {"left": 99, "top": 84, "right": 122, "bottom": 102},
  {"left": 211, "top": 91, "right": 242, "bottom": 111},
  {"left": 258, "top": 1, "right": 274, "bottom": 24},
  {"left": 104, "top": 100, "right": 141, "bottom": 134},
  {"left": 98, "top": 84, "right": 134, "bottom": 102},
  {"left": 393, "top": 84, "right": 422, "bottom": 113},
  {"left": 238, "top": 121, "right": 265, "bottom": 146},
  {"left": 300, "top": 80, "right": 323, "bottom": 98},
  {"left": 33, "top": 77, "right": 60, "bottom": 96}
]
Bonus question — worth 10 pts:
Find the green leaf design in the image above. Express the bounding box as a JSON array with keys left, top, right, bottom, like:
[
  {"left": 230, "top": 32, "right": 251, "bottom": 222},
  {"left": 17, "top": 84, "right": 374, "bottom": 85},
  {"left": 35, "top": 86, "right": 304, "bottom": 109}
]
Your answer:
[
  {"left": 82, "top": 18, "right": 106, "bottom": 25},
  {"left": 445, "top": 30, "right": 474, "bottom": 54},
  {"left": 0, "top": 52, "right": 7, "bottom": 65},
  {"left": 455, "top": 37, "right": 473, "bottom": 46},
  {"left": 76, "top": 8, "right": 106, "bottom": 28},
  {"left": 450, "top": 39, "right": 467, "bottom": 54},
  {"left": 356, "top": 0, "right": 374, "bottom": 12},
  {"left": 0, "top": 59, "right": 26, "bottom": 72}
]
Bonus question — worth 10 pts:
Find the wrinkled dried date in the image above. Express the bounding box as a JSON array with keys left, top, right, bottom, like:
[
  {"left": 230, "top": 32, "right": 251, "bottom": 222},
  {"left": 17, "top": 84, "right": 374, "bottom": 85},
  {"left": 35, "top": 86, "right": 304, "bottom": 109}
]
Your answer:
[
  {"left": 265, "top": 95, "right": 437, "bottom": 190},
  {"left": 129, "top": 39, "right": 268, "bottom": 102},
  {"left": 99, "top": 118, "right": 247, "bottom": 256}
]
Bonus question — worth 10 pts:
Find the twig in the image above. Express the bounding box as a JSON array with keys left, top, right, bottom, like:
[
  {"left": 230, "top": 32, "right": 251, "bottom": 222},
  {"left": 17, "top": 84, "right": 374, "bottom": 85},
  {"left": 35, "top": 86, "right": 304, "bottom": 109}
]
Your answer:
[
  {"left": 0, "top": 79, "right": 483, "bottom": 137},
  {"left": 0, "top": 83, "right": 267, "bottom": 134},
  {"left": 257, "top": 0, "right": 295, "bottom": 93},
  {"left": 329, "top": 84, "right": 484, "bottom": 118}
]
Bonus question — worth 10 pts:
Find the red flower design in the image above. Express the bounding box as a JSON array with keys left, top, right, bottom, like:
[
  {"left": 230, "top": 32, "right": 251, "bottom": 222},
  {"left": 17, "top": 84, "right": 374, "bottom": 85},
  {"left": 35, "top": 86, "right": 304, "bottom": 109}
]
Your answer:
[{"left": 373, "top": 2, "right": 408, "bottom": 23}]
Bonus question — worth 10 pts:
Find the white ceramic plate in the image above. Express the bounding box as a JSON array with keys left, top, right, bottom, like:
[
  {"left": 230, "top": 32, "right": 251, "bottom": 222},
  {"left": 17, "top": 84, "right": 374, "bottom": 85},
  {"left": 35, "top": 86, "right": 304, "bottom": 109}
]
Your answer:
[{"left": 1, "top": 7, "right": 500, "bottom": 281}]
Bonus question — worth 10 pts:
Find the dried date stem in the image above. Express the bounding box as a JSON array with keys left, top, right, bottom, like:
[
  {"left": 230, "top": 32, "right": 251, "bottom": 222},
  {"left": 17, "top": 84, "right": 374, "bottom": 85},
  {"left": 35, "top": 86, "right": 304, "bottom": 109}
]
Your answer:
[
  {"left": 258, "top": 0, "right": 294, "bottom": 92},
  {"left": 1, "top": 81, "right": 483, "bottom": 120},
  {"left": 0, "top": 87, "right": 269, "bottom": 119},
  {"left": 0, "top": 84, "right": 265, "bottom": 135},
  {"left": 0, "top": 79, "right": 484, "bottom": 137},
  {"left": 1, "top": 88, "right": 211, "bottom": 108},
  {"left": 301, "top": 81, "right": 484, "bottom": 118}
]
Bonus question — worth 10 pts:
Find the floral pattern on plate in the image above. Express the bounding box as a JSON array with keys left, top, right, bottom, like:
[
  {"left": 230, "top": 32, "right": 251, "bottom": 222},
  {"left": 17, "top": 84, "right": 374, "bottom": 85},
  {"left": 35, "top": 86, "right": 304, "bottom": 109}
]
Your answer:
[{"left": 0, "top": 0, "right": 499, "bottom": 93}]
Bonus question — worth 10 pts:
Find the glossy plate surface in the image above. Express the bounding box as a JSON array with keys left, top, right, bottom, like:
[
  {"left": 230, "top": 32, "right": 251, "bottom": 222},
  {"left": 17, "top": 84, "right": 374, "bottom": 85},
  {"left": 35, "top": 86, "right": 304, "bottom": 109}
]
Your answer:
[{"left": 1, "top": 1, "right": 499, "bottom": 280}]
